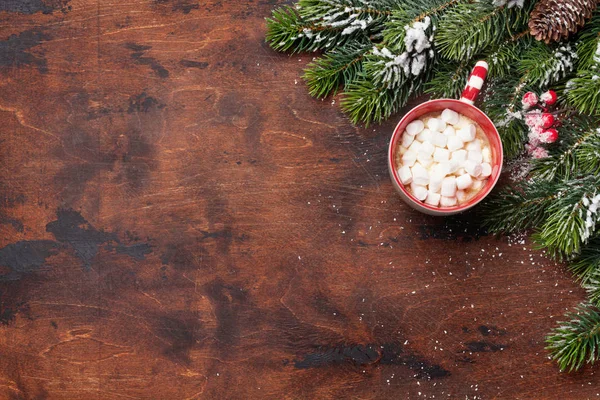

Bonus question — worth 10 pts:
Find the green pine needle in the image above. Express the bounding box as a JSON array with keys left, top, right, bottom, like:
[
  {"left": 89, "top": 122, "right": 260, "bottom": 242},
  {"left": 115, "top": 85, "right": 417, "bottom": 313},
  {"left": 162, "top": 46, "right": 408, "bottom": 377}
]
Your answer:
[
  {"left": 567, "top": 71, "right": 600, "bottom": 115},
  {"left": 424, "top": 59, "right": 473, "bottom": 99},
  {"left": 382, "top": 0, "right": 466, "bottom": 52},
  {"left": 547, "top": 303, "right": 600, "bottom": 372},
  {"left": 533, "top": 175, "right": 600, "bottom": 260},
  {"left": 435, "top": 1, "right": 530, "bottom": 62},
  {"left": 576, "top": 11, "right": 600, "bottom": 71},
  {"left": 266, "top": 6, "right": 315, "bottom": 53},
  {"left": 486, "top": 30, "right": 533, "bottom": 78},
  {"left": 341, "top": 75, "right": 415, "bottom": 126},
  {"left": 570, "top": 237, "right": 600, "bottom": 285},
  {"left": 519, "top": 42, "right": 579, "bottom": 88},
  {"left": 481, "top": 179, "right": 558, "bottom": 234},
  {"left": 303, "top": 42, "right": 370, "bottom": 98}
]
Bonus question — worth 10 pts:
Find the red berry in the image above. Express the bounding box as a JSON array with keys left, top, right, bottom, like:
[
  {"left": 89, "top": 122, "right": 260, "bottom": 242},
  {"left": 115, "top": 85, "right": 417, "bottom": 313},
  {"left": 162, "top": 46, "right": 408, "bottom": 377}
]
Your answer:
[
  {"left": 541, "top": 128, "right": 559, "bottom": 143},
  {"left": 541, "top": 113, "right": 555, "bottom": 129},
  {"left": 522, "top": 91, "right": 538, "bottom": 109},
  {"left": 524, "top": 111, "right": 542, "bottom": 128},
  {"left": 540, "top": 90, "right": 557, "bottom": 105}
]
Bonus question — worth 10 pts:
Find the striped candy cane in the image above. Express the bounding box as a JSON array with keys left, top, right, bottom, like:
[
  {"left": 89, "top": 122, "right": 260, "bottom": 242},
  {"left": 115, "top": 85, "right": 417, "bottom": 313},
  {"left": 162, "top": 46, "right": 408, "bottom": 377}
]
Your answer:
[{"left": 460, "top": 61, "right": 488, "bottom": 105}]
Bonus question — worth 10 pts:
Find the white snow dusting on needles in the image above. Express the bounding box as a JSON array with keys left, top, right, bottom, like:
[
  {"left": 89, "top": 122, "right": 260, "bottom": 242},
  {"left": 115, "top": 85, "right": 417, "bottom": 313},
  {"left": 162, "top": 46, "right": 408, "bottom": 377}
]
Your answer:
[
  {"left": 404, "top": 17, "right": 432, "bottom": 54},
  {"left": 541, "top": 45, "right": 577, "bottom": 87},
  {"left": 298, "top": 4, "right": 374, "bottom": 48},
  {"left": 372, "top": 16, "right": 433, "bottom": 86},
  {"left": 492, "top": 0, "right": 525, "bottom": 8},
  {"left": 581, "top": 191, "right": 600, "bottom": 243},
  {"left": 593, "top": 41, "right": 600, "bottom": 65}
]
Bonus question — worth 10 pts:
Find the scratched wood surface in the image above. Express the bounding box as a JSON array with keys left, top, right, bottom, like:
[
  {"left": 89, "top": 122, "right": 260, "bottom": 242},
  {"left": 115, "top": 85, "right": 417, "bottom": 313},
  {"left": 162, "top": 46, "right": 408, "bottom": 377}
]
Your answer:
[{"left": 0, "top": 1, "right": 597, "bottom": 399}]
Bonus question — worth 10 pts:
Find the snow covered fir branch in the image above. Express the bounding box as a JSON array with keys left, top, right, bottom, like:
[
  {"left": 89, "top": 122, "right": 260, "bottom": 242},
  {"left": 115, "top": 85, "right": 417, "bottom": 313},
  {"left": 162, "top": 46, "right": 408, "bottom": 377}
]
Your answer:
[{"left": 266, "top": 0, "right": 600, "bottom": 372}]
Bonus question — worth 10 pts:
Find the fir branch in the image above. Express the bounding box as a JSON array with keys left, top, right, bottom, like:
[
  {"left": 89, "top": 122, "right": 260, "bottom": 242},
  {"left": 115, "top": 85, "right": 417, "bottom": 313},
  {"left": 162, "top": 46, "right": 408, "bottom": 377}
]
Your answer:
[
  {"left": 266, "top": 2, "right": 387, "bottom": 54},
  {"left": 265, "top": 6, "right": 345, "bottom": 53},
  {"left": 435, "top": 1, "right": 531, "bottom": 61},
  {"left": 569, "top": 236, "right": 600, "bottom": 285},
  {"left": 577, "top": 130, "right": 600, "bottom": 176},
  {"left": 546, "top": 303, "right": 600, "bottom": 372},
  {"left": 486, "top": 30, "right": 533, "bottom": 78},
  {"left": 303, "top": 42, "right": 370, "bottom": 98},
  {"left": 533, "top": 175, "right": 600, "bottom": 259},
  {"left": 567, "top": 70, "right": 600, "bottom": 115},
  {"left": 382, "top": 0, "right": 466, "bottom": 52},
  {"left": 360, "top": 0, "right": 465, "bottom": 93},
  {"left": 519, "top": 42, "right": 579, "bottom": 88},
  {"left": 576, "top": 11, "right": 600, "bottom": 71},
  {"left": 298, "top": 0, "right": 396, "bottom": 45},
  {"left": 497, "top": 118, "right": 528, "bottom": 159},
  {"left": 424, "top": 59, "right": 474, "bottom": 99},
  {"left": 481, "top": 178, "right": 559, "bottom": 234},
  {"left": 340, "top": 75, "right": 416, "bottom": 126},
  {"left": 299, "top": 0, "right": 396, "bottom": 21},
  {"left": 576, "top": 238, "right": 600, "bottom": 307}
]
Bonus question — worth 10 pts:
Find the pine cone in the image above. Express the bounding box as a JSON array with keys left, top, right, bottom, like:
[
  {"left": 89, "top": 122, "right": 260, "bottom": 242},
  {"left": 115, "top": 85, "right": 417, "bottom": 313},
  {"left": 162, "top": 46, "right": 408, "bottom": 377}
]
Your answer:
[{"left": 529, "top": 0, "right": 598, "bottom": 44}]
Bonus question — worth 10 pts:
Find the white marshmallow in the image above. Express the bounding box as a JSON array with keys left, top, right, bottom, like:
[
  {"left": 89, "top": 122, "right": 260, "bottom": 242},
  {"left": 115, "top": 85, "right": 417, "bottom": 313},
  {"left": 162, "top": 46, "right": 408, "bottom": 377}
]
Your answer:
[
  {"left": 441, "top": 176, "right": 457, "bottom": 197},
  {"left": 425, "top": 191, "right": 441, "bottom": 206},
  {"left": 405, "top": 120, "right": 424, "bottom": 136},
  {"left": 447, "top": 160, "right": 461, "bottom": 174},
  {"left": 408, "top": 140, "right": 422, "bottom": 153},
  {"left": 480, "top": 162, "right": 492, "bottom": 178},
  {"left": 441, "top": 109, "right": 460, "bottom": 125},
  {"left": 455, "top": 167, "right": 466, "bottom": 176},
  {"left": 417, "top": 152, "right": 434, "bottom": 168},
  {"left": 402, "top": 133, "right": 415, "bottom": 148},
  {"left": 440, "top": 196, "right": 457, "bottom": 207},
  {"left": 457, "top": 190, "right": 467, "bottom": 203},
  {"left": 411, "top": 183, "right": 428, "bottom": 201},
  {"left": 427, "top": 118, "right": 446, "bottom": 132},
  {"left": 482, "top": 147, "right": 492, "bottom": 163},
  {"left": 398, "top": 165, "right": 413, "bottom": 185},
  {"left": 468, "top": 149, "right": 483, "bottom": 163},
  {"left": 472, "top": 180, "right": 484, "bottom": 190},
  {"left": 411, "top": 163, "right": 429, "bottom": 186},
  {"left": 402, "top": 150, "right": 417, "bottom": 167},
  {"left": 399, "top": 146, "right": 408, "bottom": 155},
  {"left": 447, "top": 136, "right": 464, "bottom": 152},
  {"left": 433, "top": 147, "right": 450, "bottom": 162},
  {"left": 456, "top": 173, "right": 473, "bottom": 190},
  {"left": 432, "top": 132, "right": 448, "bottom": 148},
  {"left": 420, "top": 141, "right": 435, "bottom": 156},
  {"left": 429, "top": 172, "right": 445, "bottom": 193},
  {"left": 443, "top": 126, "right": 456, "bottom": 137},
  {"left": 466, "top": 139, "right": 482, "bottom": 151},
  {"left": 451, "top": 149, "right": 467, "bottom": 164},
  {"left": 416, "top": 128, "right": 433, "bottom": 143},
  {"left": 464, "top": 160, "right": 482, "bottom": 177},
  {"left": 432, "top": 162, "right": 451, "bottom": 177},
  {"left": 458, "top": 124, "right": 477, "bottom": 142},
  {"left": 454, "top": 116, "right": 471, "bottom": 128}
]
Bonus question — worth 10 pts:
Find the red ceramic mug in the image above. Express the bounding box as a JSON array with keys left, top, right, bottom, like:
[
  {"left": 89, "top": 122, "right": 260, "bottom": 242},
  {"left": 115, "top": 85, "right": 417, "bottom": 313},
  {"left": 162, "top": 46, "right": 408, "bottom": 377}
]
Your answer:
[{"left": 388, "top": 61, "right": 503, "bottom": 216}]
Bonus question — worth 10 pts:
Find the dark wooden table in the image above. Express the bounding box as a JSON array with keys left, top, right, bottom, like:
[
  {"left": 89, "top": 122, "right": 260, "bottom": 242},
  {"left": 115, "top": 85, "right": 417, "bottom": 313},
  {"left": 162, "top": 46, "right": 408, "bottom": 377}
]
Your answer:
[{"left": 0, "top": 1, "right": 596, "bottom": 399}]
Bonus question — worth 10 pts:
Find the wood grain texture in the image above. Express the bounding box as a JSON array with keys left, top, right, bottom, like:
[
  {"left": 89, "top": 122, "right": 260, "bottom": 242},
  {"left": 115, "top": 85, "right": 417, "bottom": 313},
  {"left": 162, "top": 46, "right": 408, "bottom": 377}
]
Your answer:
[{"left": 0, "top": 1, "right": 596, "bottom": 399}]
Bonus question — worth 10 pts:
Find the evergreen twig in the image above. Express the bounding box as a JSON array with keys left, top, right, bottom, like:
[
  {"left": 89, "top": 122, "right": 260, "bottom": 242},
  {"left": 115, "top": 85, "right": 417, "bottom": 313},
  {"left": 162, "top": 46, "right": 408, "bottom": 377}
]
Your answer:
[
  {"left": 547, "top": 303, "right": 600, "bottom": 372},
  {"left": 303, "top": 41, "right": 370, "bottom": 97}
]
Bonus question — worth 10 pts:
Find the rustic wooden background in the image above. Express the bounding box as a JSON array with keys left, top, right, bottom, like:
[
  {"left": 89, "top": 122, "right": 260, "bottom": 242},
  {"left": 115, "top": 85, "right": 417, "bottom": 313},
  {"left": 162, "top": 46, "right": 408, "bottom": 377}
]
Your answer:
[{"left": 0, "top": 0, "right": 597, "bottom": 399}]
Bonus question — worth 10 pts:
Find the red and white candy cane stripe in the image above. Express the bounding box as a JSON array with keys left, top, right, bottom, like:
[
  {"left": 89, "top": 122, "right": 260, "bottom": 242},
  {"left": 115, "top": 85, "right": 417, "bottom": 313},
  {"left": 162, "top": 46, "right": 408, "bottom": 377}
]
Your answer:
[{"left": 460, "top": 61, "right": 488, "bottom": 105}]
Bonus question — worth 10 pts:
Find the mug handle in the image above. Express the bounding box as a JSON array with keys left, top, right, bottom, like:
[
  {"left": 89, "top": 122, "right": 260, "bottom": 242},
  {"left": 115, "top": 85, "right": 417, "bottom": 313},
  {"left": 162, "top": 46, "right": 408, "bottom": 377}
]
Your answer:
[{"left": 459, "top": 61, "right": 488, "bottom": 105}]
